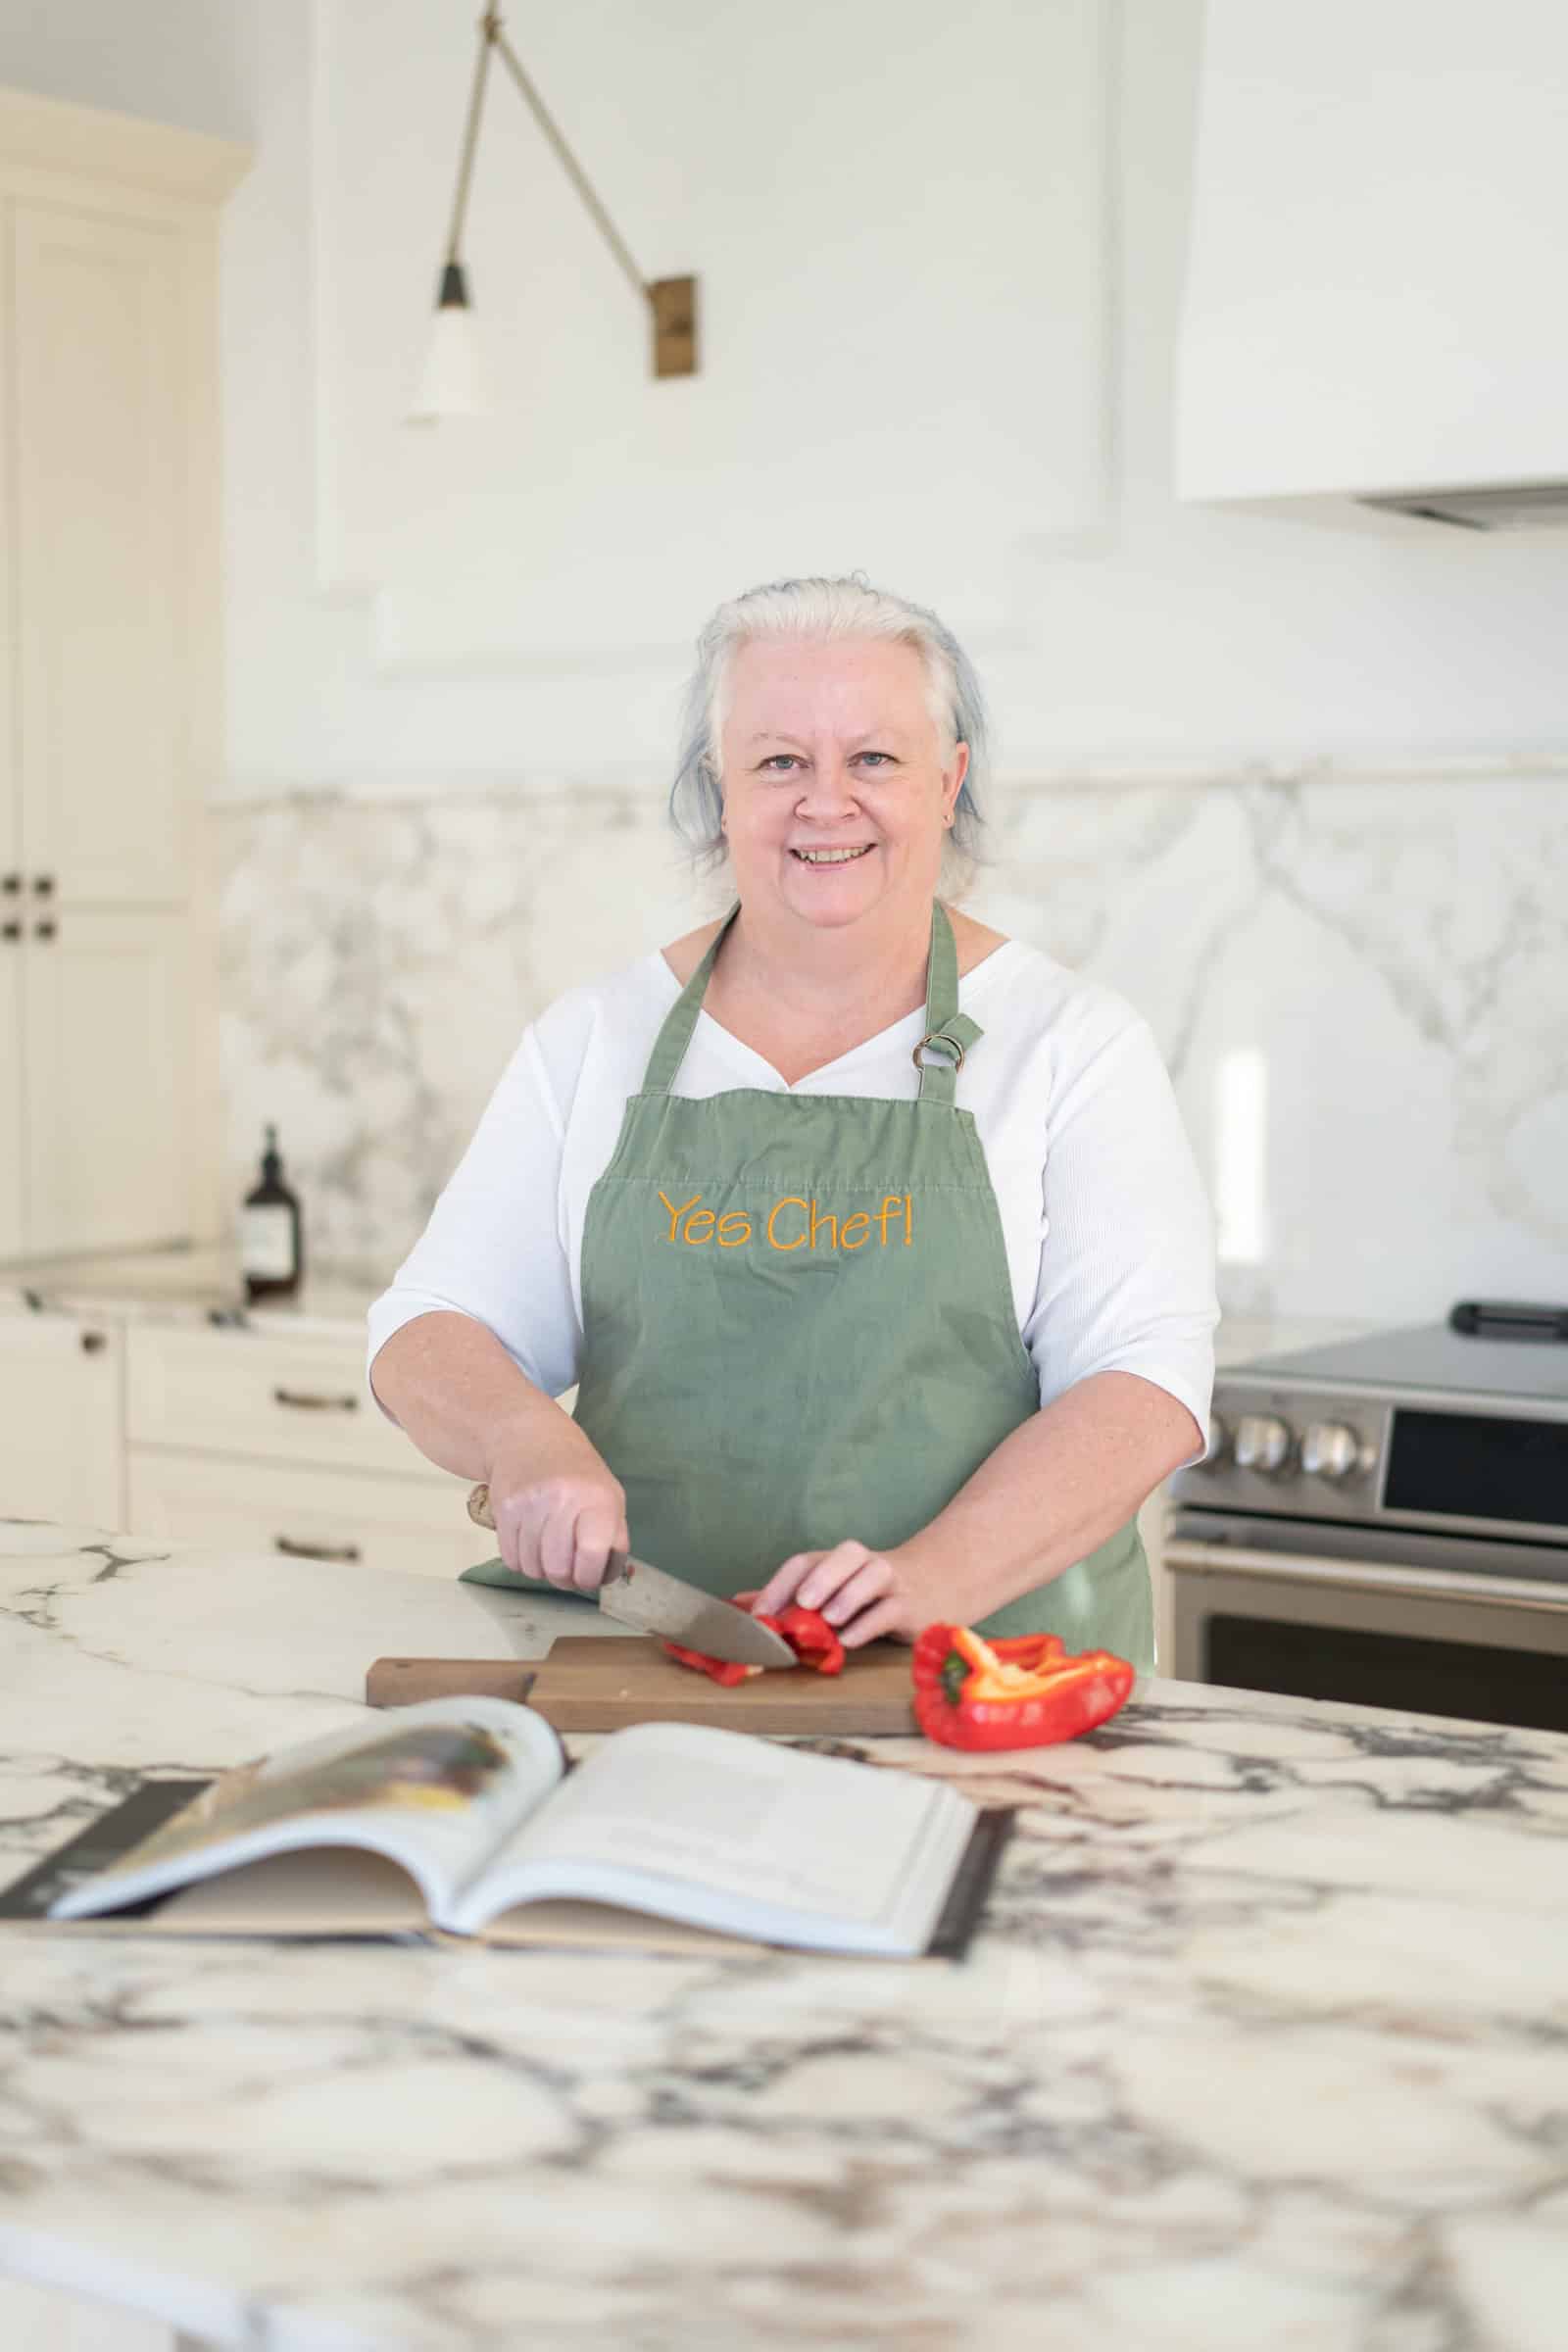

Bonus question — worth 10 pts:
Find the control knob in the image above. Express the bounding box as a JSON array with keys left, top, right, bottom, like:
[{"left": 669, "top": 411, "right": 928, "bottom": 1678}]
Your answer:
[
  {"left": 1233, "top": 1413, "right": 1293, "bottom": 1476},
  {"left": 1300, "top": 1420, "right": 1364, "bottom": 1481}
]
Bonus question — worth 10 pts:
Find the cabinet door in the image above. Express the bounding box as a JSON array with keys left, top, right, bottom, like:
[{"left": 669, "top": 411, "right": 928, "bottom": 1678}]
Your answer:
[
  {"left": 12, "top": 202, "right": 188, "bottom": 906},
  {"left": 0, "top": 1312, "right": 122, "bottom": 1528},
  {"left": 21, "top": 909, "right": 198, "bottom": 1254},
  {"left": 0, "top": 922, "right": 21, "bottom": 1256}
]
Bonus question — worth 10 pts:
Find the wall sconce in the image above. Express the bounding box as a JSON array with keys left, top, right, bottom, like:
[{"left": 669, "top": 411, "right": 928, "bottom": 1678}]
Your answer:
[{"left": 410, "top": 6, "right": 699, "bottom": 421}]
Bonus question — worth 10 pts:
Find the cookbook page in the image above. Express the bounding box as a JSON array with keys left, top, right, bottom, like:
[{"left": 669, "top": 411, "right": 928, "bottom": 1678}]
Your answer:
[
  {"left": 448, "top": 1722, "right": 976, "bottom": 1952},
  {"left": 47, "top": 1697, "right": 563, "bottom": 1924}
]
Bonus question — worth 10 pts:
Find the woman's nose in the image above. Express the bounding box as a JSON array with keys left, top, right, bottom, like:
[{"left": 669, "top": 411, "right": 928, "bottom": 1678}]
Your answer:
[{"left": 796, "top": 755, "right": 858, "bottom": 813}]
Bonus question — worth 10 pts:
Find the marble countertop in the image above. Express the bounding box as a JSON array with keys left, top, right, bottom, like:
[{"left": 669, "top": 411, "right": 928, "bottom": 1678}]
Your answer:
[
  {"left": 3, "top": 1522, "right": 1566, "bottom": 2349},
  {"left": 0, "top": 1244, "right": 390, "bottom": 1340}
]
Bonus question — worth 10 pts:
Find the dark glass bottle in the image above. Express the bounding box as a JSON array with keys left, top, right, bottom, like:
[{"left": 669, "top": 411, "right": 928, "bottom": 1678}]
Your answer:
[{"left": 241, "top": 1124, "right": 303, "bottom": 1301}]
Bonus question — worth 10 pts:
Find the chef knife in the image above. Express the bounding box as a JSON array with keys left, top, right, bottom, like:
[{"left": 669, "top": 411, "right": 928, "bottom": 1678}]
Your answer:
[{"left": 466, "top": 1483, "right": 796, "bottom": 1668}]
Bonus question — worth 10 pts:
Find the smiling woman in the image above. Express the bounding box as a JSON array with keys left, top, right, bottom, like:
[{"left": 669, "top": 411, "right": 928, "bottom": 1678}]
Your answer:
[{"left": 368, "top": 575, "right": 1218, "bottom": 1670}]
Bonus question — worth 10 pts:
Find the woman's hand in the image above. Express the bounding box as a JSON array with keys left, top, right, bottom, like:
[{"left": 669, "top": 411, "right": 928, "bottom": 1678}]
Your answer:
[
  {"left": 749, "top": 1541, "right": 951, "bottom": 1648},
  {"left": 483, "top": 1433, "right": 628, "bottom": 1592}
]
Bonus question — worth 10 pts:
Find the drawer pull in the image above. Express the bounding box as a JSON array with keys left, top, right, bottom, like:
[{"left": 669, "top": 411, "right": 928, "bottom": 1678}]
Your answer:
[
  {"left": 271, "top": 1387, "right": 360, "bottom": 1413},
  {"left": 274, "top": 1535, "right": 362, "bottom": 1562}
]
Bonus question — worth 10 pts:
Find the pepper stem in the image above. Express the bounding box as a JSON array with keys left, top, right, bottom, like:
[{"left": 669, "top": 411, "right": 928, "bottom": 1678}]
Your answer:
[{"left": 953, "top": 1625, "right": 1004, "bottom": 1678}]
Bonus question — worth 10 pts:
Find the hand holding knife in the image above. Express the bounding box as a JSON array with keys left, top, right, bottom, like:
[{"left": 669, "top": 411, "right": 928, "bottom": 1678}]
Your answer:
[{"left": 466, "top": 1482, "right": 795, "bottom": 1669}]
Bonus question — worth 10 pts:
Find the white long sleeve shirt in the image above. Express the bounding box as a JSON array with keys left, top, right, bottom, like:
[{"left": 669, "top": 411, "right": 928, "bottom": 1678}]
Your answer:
[{"left": 368, "top": 939, "right": 1219, "bottom": 1447}]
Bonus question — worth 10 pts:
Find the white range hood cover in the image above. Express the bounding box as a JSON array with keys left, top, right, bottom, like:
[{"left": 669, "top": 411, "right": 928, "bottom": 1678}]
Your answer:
[{"left": 1176, "top": 0, "right": 1568, "bottom": 526}]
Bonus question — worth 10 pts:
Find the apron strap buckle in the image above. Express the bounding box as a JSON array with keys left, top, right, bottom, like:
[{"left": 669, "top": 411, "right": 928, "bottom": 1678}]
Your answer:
[{"left": 913, "top": 1015, "right": 980, "bottom": 1074}]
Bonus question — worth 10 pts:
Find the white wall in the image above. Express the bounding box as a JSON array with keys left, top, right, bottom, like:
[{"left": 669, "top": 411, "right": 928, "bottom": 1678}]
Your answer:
[
  {"left": 209, "top": 0, "right": 1568, "bottom": 797},
  {"left": 10, "top": 2, "right": 1568, "bottom": 787}
]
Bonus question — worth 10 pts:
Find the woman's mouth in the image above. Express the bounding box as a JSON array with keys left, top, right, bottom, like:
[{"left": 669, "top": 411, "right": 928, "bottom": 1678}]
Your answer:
[{"left": 791, "top": 845, "right": 875, "bottom": 865}]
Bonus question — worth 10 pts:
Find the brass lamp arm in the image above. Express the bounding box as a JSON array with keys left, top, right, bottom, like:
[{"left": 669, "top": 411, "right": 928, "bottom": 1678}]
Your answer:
[
  {"left": 444, "top": 8, "right": 652, "bottom": 315},
  {"left": 441, "top": 13, "right": 499, "bottom": 270},
  {"left": 490, "top": 20, "right": 652, "bottom": 311}
]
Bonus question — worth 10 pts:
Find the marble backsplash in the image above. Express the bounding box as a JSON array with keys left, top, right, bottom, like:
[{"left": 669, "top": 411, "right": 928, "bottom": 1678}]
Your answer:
[{"left": 217, "top": 760, "right": 1568, "bottom": 1325}]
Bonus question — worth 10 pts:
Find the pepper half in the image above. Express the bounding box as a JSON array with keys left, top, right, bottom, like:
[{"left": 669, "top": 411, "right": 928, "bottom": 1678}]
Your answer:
[{"left": 911, "top": 1622, "right": 1134, "bottom": 1750}]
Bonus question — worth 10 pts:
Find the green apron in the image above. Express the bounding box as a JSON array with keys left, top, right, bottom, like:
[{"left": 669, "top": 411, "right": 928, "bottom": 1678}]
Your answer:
[{"left": 463, "top": 900, "right": 1152, "bottom": 1665}]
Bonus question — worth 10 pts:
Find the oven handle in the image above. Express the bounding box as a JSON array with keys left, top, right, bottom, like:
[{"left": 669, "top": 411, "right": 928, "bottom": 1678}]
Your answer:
[{"left": 1164, "top": 1538, "right": 1568, "bottom": 1616}]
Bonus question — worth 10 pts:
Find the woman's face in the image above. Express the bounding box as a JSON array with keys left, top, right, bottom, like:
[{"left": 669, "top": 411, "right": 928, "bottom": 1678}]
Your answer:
[{"left": 716, "top": 636, "right": 967, "bottom": 933}]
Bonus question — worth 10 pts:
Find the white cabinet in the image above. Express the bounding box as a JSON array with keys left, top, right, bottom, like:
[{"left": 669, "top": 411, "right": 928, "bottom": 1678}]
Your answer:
[
  {"left": 0, "top": 923, "right": 21, "bottom": 1258},
  {"left": 1176, "top": 0, "right": 1568, "bottom": 509},
  {"left": 0, "top": 1309, "right": 122, "bottom": 1528},
  {"left": 0, "top": 86, "right": 248, "bottom": 1259},
  {"left": 126, "top": 1449, "right": 490, "bottom": 1584},
  {"left": 22, "top": 910, "right": 197, "bottom": 1256},
  {"left": 3, "top": 1293, "right": 492, "bottom": 1578},
  {"left": 13, "top": 201, "right": 188, "bottom": 906},
  {"left": 125, "top": 1321, "right": 492, "bottom": 1581}
]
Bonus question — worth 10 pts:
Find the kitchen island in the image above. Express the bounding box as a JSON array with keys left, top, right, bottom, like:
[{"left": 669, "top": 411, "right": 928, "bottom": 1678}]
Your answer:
[{"left": 2, "top": 1522, "right": 1566, "bottom": 2351}]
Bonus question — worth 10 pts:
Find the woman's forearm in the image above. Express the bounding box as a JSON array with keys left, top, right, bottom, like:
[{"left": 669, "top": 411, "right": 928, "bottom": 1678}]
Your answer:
[
  {"left": 898, "top": 1371, "right": 1202, "bottom": 1626},
  {"left": 369, "top": 1310, "right": 591, "bottom": 1485}
]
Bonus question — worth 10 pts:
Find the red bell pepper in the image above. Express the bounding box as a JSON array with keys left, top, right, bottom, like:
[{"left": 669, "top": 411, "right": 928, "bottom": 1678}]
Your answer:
[
  {"left": 662, "top": 1600, "right": 845, "bottom": 1685},
  {"left": 911, "top": 1621, "right": 1134, "bottom": 1751}
]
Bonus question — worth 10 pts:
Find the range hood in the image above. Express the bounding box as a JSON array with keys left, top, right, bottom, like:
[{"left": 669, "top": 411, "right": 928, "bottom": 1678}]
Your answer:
[
  {"left": 1175, "top": 0, "right": 1568, "bottom": 529},
  {"left": 1360, "top": 484, "right": 1568, "bottom": 533}
]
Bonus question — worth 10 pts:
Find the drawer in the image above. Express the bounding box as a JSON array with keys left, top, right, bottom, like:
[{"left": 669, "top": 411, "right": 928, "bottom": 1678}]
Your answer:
[
  {"left": 126, "top": 1447, "right": 492, "bottom": 1580},
  {"left": 126, "top": 1321, "right": 439, "bottom": 1478}
]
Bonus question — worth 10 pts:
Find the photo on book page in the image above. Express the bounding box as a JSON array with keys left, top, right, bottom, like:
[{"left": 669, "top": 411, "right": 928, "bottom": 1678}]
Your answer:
[{"left": 46, "top": 1706, "right": 560, "bottom": 1916}]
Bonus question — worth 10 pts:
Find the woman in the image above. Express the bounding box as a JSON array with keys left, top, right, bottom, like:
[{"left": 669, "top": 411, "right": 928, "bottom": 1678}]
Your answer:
[{"left": 368, "top": 576, "right": 1216, "bottom": 1667}]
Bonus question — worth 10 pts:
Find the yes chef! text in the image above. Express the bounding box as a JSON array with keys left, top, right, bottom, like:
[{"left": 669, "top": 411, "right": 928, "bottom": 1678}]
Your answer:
[{"left": 659, "top": 1190, "right": 914, "bottom": 1253}]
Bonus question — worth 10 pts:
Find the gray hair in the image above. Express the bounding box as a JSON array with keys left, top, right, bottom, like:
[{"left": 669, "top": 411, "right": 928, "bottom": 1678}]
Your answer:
[{"left": 669, "top": 574, "right": 992, "bottom": 890}]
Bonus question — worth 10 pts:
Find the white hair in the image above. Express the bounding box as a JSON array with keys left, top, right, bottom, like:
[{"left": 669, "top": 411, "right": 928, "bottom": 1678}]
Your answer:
[{"left": 668, "top": 574, "right": 993, "bottom": 889}]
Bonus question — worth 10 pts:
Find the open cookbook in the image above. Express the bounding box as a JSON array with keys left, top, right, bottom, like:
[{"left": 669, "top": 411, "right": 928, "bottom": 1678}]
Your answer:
[{"left": 0, "top": 1698, "right": 1011, "bottom": 1959}]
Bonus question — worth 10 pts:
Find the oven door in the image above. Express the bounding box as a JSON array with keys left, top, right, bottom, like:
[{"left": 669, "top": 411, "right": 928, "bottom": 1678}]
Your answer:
[{"left": 1166, "top": 1536, "right": 1568, "bottom": 1733}]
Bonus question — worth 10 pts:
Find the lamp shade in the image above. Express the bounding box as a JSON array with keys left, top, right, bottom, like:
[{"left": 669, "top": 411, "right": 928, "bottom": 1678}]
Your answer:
[{"left": 407, "top": 264, "right": 488, "bottom": 423}]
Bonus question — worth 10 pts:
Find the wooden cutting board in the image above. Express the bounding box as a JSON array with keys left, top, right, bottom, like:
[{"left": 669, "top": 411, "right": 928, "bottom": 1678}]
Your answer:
[{"left": 366, "top": 1637, "right": 917, "bottom": 1734}]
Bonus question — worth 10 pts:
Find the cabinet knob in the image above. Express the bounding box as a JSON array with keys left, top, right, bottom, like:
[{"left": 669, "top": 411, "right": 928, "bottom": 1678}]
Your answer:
[
  {"left": 34, "top": 919, "right": 57, "bottom": 943},
  {"left": 274, "top": 1535, "right": 362, "bottom": 1563},
  {"left": 1, "top": 920, "right": 19, "bottom": 943},
  {"left": 33, "top": 874, "right": 54, "bottom": 897},
  {"left": 1, "top": 873, "right": 19, "bottom": 894},
  {"left": 79, "top": 1330, "right": 108, "bottom": 1354}
]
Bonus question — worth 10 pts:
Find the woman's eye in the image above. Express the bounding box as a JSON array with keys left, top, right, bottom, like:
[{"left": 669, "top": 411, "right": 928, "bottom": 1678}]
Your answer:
[
  {"left": 857, "top": 752, "right": 893, "bottom": 767},
  {"left": 760, "top": 755, "right": 799, "bottom": 771}
]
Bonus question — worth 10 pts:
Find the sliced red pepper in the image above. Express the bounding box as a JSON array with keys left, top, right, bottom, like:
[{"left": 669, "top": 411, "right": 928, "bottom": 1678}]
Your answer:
[
  {"left": 662, "top": 1642, "right": 763, "bottom": 1689},
  {"left": 662, "top": 1599, "right": 845, "bottom": 1683},
  {"left": 768, "top": 1605, "right": 846, "bottom": 1678},
  {"left": 911, "top": 1621, "right": 1134, "bottom": 1751}
]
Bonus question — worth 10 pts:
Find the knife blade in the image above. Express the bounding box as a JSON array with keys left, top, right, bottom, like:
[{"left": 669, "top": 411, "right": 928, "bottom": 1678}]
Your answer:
[{"left": 465, "top": 1484, "right": 797, "bottom": 1668}]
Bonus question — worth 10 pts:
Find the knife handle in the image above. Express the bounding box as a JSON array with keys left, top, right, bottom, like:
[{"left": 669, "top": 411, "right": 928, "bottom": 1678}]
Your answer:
[{"left": 466, "top": 1484, "right": 630, "bottom": 1587}]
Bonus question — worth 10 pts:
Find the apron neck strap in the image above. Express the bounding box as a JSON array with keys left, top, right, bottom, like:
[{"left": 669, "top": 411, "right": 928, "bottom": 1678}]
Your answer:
[
  {"left": 643, "top": 905, "right": 741, "bottom": 1095},
  {"left": 642, "top": 899, "right": 980, "bottom": 1101},
  {"left": 913, "top": 900, "right": 980, "bottom": 1105}
]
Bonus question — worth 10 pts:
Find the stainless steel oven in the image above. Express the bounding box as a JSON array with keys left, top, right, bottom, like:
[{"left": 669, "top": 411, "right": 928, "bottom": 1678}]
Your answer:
[{"left": 1166, "top": 1309, "right": 1568, "bottom": 1731}]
